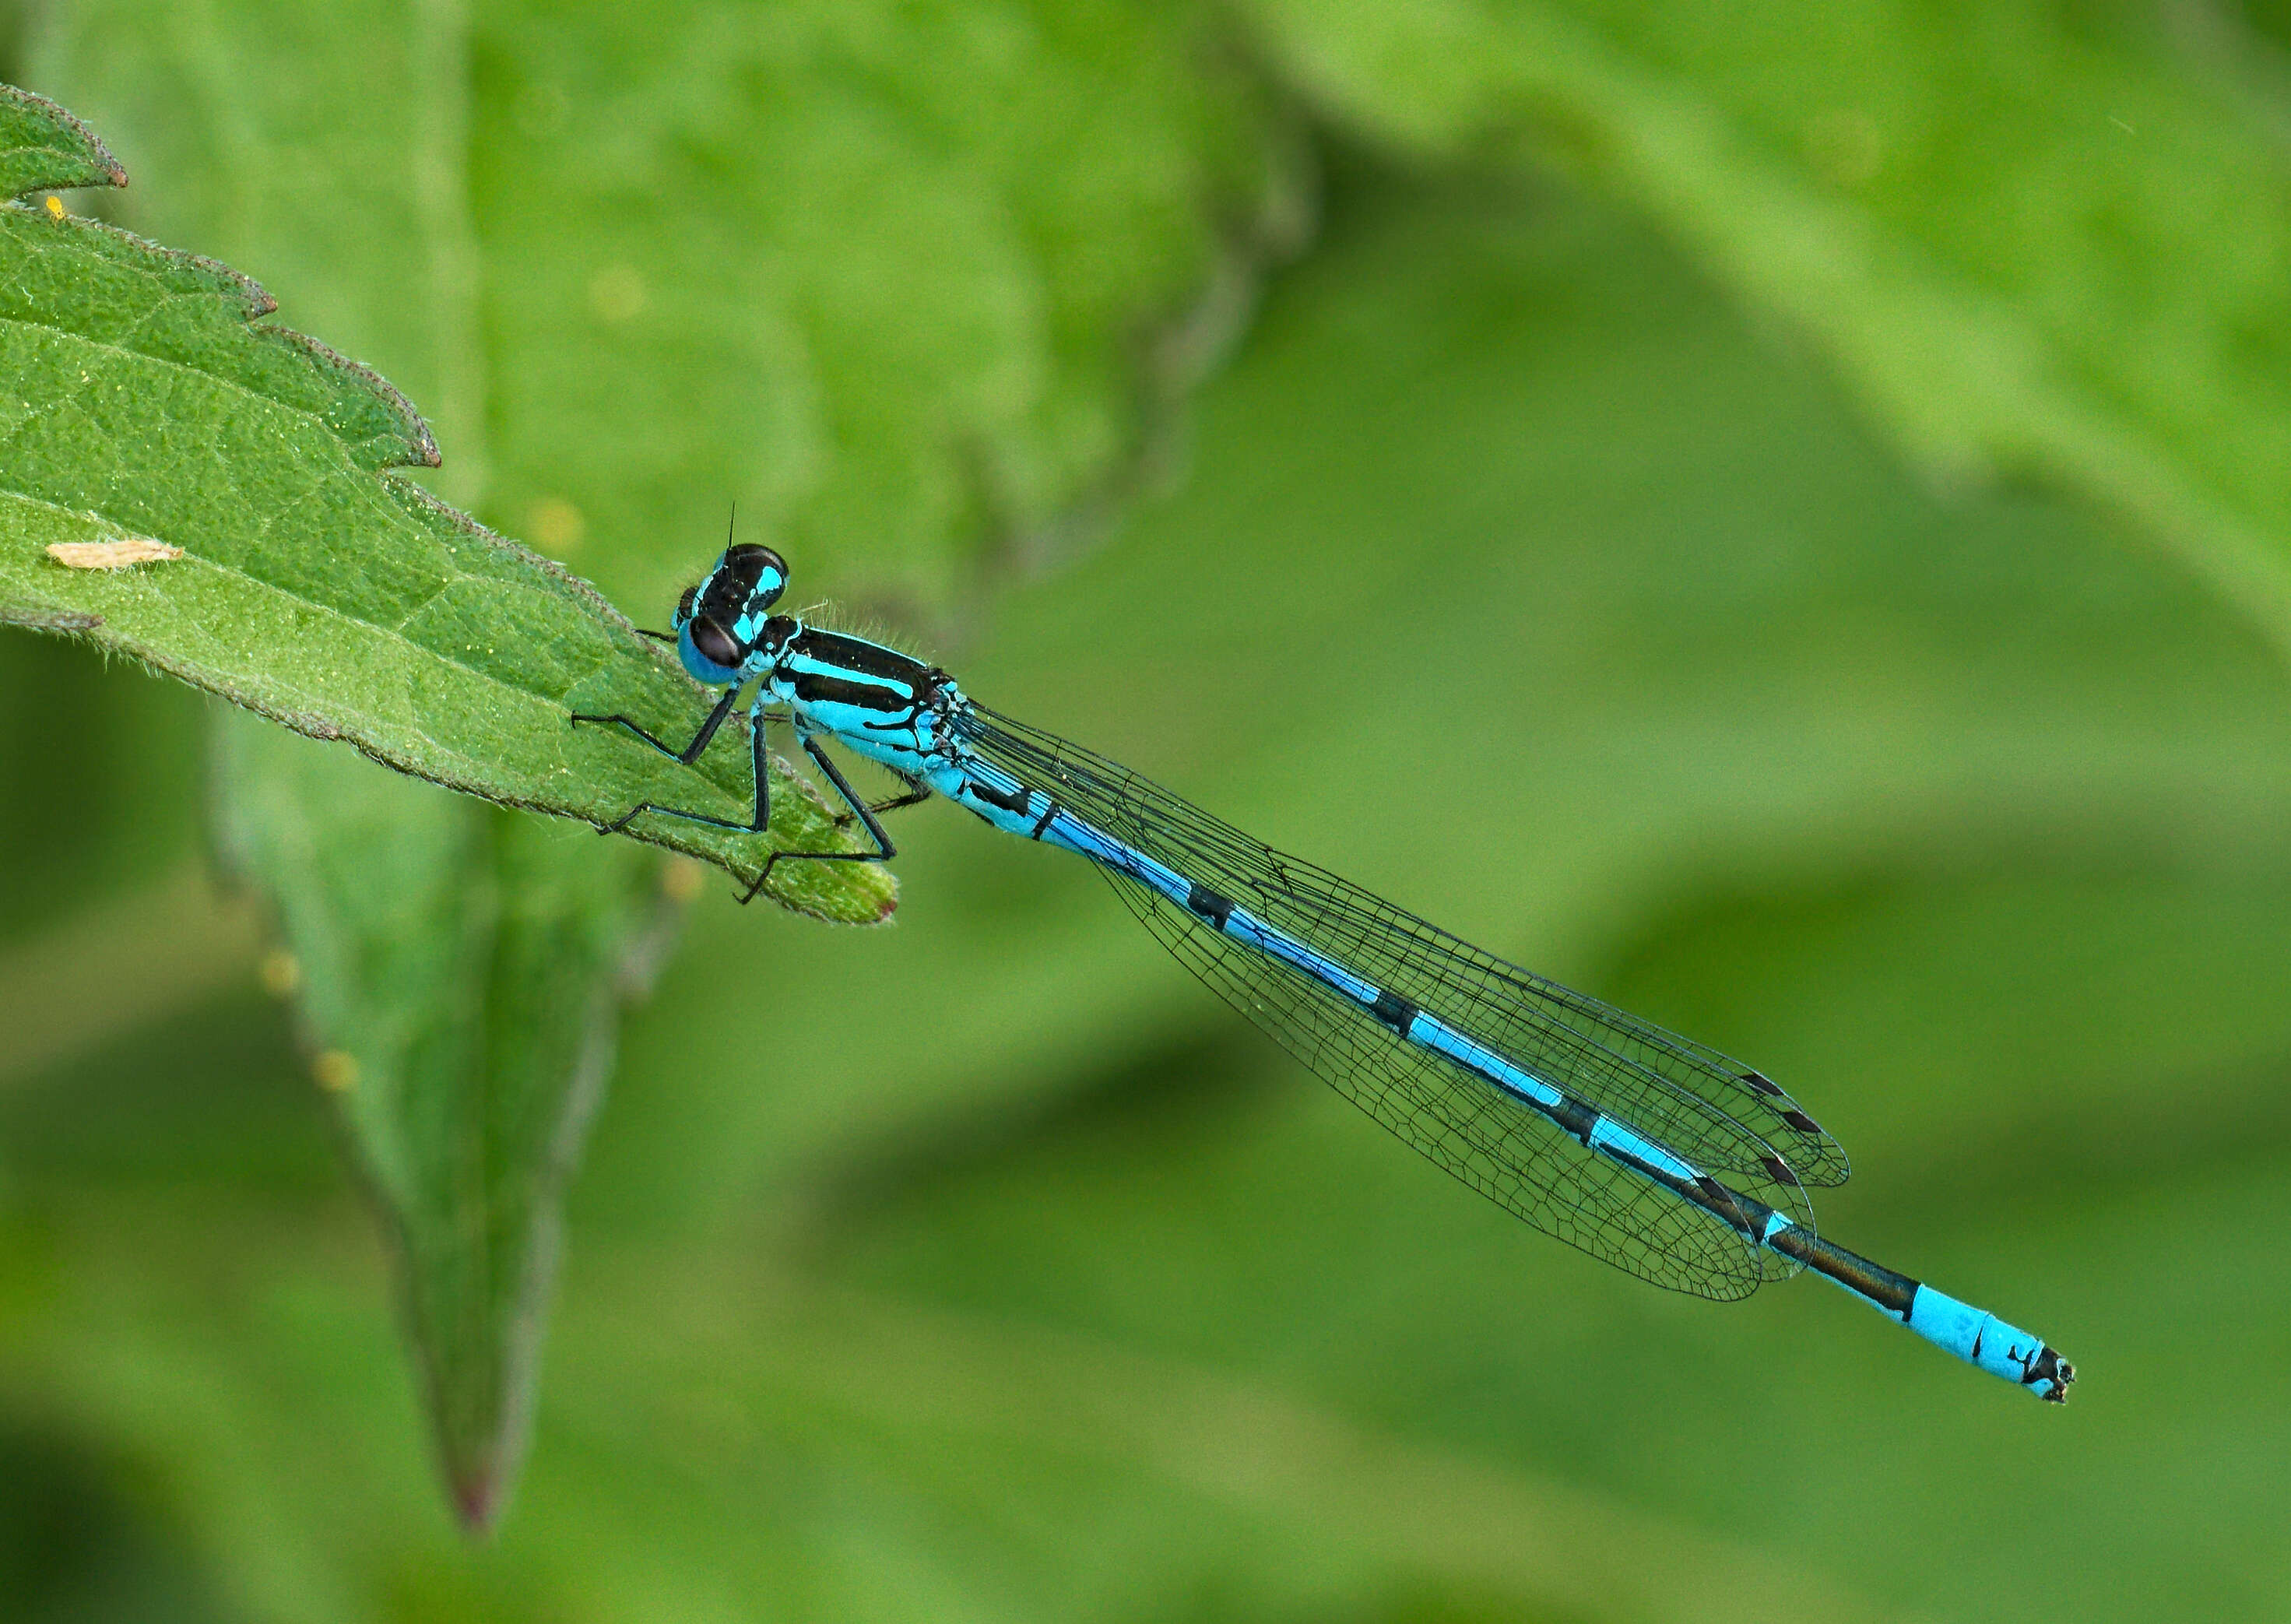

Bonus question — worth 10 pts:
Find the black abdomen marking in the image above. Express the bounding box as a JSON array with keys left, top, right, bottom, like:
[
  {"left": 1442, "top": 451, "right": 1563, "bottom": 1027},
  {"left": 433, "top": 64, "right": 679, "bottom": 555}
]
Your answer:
[
  {"left": 1370, "top": 989, "right": 1417, "bottom": 1032},
  {"left": 1187, "top": 883, "right": 1235, "bottom": 928},
  {"left": 967, "top": 778, "right": 1028, "bottom": 815}
]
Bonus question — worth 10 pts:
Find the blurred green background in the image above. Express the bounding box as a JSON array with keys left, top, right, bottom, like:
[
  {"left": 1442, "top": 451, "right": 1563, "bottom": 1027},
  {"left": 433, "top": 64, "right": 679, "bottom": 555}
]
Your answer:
[{"left": 5, "top": 2, "right": 2291, "bottom": 1620}]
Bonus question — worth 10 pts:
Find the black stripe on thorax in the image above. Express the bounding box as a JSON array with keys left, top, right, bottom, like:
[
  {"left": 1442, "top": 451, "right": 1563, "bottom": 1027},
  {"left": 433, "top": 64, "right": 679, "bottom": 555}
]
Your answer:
[
  {"left": 792, "top": 670, "right": 906, "bottom": 715},
  {"left": 789, "top": 627, "right": 939, "bottom": 688}
]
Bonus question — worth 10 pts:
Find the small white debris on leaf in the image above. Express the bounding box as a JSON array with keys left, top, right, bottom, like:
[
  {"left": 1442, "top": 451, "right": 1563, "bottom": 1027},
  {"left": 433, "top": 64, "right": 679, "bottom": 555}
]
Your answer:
[{"left": 46, "top": 538, "right": 184, "bottom": 569}]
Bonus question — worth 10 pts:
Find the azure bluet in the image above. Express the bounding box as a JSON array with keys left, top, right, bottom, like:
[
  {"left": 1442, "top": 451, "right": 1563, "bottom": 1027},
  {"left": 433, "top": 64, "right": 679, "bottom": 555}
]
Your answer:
[{"left": 572, "top": 541, "right": 2075, "bottom": 1403}]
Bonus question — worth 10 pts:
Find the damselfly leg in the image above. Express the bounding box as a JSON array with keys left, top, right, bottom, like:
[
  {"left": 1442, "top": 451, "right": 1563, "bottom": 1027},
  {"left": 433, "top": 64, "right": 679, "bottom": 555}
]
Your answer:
[
  {"left": 571, "top": 706, "right": 897, "bottom": 897},
  {"left": 740, "top": 736, "right": 900, "bottom": 904},
  {"left": 834, "top": 770, "right": 933, "bottom": 826},
  {"left": 571, "top": 685, "right": 743, "bottom": 767}
]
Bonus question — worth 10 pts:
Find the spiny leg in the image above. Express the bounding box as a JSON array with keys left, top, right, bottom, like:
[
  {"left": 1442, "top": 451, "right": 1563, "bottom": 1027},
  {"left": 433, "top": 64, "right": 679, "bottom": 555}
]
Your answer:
[
  {"left": 571, "top": 684, "right": 742, "bottom": 766},
  {"left": 835, "top": 768, "right": 933, "bottom": 826},
  {"left": 740, "top": 736, "right": 898, "bottom": 903},
  {"left": 752, "top": 706, "right": 918, "bottom": 822},
  {"left": 576, "top": 693, "right": 771, "bottom": 838}
]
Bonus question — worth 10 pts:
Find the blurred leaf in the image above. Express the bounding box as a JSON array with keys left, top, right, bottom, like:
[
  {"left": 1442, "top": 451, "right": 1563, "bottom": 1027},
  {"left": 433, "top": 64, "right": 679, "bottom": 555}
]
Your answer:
[
  {"left": 1237, "top": 0, "right": 2291, "bottom": 655},
  {"left": 209, "top": 729, "right": 687, "bottom": 1531},
  {"left": 461, "top": 0, "right": 1307, "bottom": 612},
  {"left": 0, "top": 72, "right": 884, "bottom": 1527}
]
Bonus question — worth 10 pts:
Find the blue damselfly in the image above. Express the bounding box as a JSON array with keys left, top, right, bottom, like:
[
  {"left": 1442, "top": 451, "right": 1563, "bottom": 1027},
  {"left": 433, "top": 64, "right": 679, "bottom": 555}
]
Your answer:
[{"left": 573, "top": 541, "right": 2074, "bottom": 1402}]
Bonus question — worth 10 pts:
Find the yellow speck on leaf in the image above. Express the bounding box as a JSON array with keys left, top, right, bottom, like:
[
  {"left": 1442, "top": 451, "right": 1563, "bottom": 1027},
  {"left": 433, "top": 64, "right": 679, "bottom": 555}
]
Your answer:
[
  {"left": 43, "top": 195, "right": 65, "bottom": 220},
  {"left": 314, "top": 1051, "right": 360, "bottom": 1093},
  {"left": 47, "top": 538, "right": 185, "bottom": 569}
]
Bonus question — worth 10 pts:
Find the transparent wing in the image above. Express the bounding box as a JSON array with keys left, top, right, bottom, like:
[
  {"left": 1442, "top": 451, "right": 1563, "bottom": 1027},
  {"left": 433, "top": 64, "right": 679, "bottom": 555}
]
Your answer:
[{"left": 956, "top": 704, "right": 1847, "bottom": 1300}]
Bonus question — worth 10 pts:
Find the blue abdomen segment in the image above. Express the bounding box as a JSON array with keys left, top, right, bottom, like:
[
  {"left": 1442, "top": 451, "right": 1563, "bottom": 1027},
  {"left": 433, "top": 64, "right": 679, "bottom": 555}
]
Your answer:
[{"left": 1907, "top": 1286, "right": 2068, "bottom": 1397}]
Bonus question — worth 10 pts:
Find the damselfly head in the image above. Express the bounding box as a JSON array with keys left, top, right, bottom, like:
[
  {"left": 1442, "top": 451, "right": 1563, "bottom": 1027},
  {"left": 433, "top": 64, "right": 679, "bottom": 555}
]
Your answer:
[
  {"left": 718, "top": 543, "right": 790, "bottom": 610},
  {"left": 673, "top": 543, "right": 790, "bottom": 685}
]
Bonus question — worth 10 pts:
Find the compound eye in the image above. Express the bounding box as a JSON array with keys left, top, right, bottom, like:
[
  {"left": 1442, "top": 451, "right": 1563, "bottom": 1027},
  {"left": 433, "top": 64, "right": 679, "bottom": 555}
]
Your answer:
[
  {"left": 676, "top": 585, "right": 698, "bottom": 625},
  {"left": 690, "top": 615, "right": 743, "bottom": 671}
]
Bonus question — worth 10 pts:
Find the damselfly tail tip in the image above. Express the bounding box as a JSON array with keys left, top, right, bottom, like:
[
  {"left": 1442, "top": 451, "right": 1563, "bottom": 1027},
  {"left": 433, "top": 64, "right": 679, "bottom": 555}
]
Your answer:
[{"left": 2030, "top": 1345, "right": 2075, "bottom": 1404}]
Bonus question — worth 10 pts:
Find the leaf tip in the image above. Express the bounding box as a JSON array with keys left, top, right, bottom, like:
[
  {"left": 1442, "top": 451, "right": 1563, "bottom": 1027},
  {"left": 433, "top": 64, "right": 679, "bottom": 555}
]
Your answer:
[
  {"left": 0, "top": 83, "right": 128, "bottom": 195},
  {"left": 450, "top": 1468, "right": 506, "bottom": 1536}
]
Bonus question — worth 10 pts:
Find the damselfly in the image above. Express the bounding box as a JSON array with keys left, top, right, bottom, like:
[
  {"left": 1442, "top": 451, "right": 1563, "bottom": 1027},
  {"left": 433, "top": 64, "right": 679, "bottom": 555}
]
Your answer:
[{"left": 574, "top": 540, "right": 2074, "bottom": 1402}]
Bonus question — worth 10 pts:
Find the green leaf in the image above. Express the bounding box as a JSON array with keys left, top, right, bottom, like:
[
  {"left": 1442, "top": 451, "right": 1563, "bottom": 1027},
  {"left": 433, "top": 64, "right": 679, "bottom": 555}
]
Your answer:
[
  {"left": 1237, "top": 0, "right": 2291, "bottom": 656},
  {"left": 0, "top": 127, "right": 891, "bottom": 917},
  {"left": 0, "top": 76, "right": 888, "bottom": 1526},
  {"left": 0, "top": 80, "right": 120, "bottom": 198},
  {"left": 209, "top": 724, "right": 680, "bottom": 1528}
]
